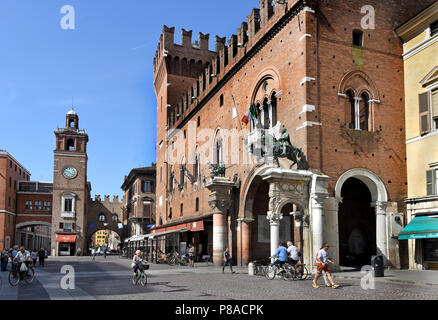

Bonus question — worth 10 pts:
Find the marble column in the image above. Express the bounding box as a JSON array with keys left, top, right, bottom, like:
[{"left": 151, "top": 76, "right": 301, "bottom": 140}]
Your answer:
[
  {"left": 267, "top": 211, "right": 283, "bottom": 256},
  {"left": 373, "top": 201, "right": 388, "bottom": 265},
  {"left": 311, "top": 194, "right": 327, "bottom": 262},
  {"left": 206, "top": 177, "right": 236, "bottom": 266}
]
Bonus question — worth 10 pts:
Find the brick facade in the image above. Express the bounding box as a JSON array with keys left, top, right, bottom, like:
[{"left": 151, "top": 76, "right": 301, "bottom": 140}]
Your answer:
[{"left": 154, "top": 0, "right": 436, "bottom": 267}]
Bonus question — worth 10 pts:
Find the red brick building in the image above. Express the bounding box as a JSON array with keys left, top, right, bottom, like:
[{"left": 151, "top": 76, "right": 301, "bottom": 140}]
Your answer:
[
  {"left": 153, "top": 0, "right": 436, "bottom": 269},
  {"left": 0, "top": 151, "right": 31, "bottom": 250}
]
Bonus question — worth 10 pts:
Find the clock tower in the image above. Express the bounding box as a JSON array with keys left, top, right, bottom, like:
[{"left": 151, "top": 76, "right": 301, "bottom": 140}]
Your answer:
[{"left": 51, "top": 109, "right": 89, "bottom": 256}]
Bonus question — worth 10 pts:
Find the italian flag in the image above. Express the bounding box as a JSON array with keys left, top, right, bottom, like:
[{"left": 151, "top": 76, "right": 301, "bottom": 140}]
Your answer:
[{"left": 241, "top": 104, "right": 258, "bottom": 125}]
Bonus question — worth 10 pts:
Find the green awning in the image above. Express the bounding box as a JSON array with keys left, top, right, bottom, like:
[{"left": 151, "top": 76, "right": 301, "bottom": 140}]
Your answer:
[{"left": 399, "top": 215, "right": 438, "bottom": 240}]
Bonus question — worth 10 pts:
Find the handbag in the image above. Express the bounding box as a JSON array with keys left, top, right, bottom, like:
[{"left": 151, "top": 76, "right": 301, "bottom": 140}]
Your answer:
[{"left": 20, "top": 263, "right": 28, "bottom": 272}]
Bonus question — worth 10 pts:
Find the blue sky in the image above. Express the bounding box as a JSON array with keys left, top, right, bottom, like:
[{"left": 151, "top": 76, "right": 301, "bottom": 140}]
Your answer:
[{"left": 0, "top": 0, "right": 256, "bottom": 198}]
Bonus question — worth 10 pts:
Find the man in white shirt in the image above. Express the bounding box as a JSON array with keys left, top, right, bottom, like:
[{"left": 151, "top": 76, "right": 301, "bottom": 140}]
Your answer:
[
  {"left": 312, "top": 243, "right": 339, "bottom": 289},
  {"left": 13, "top": 247, "right": 31, "bottom": 275},
  {"left": 286, "top": 241, "right": 300, "bottom": 265}
]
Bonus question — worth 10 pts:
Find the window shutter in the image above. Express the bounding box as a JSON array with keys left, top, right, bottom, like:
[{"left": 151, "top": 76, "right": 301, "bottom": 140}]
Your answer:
[
  {"left": 432, "top": 89, "right": 438, "bottom": 118},
  {"left": 426, "top": 169, "right": 436, "bottom": 195},
  {"left": 419, "top": 92, "right": 430, "bottom": 135}
]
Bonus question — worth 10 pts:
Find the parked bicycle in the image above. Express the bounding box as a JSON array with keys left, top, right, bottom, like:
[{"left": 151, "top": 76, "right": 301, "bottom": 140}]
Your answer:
[
  {"left": 252, "top": 258, "right": 271, "bottom": 276},
  {"left": 8, "top": 262, "right": 35, "bottom": 286},
  {"left": 291, "top": 262, "right": 310, "bottom": 280},
  {"left": 132, "top": 262, "right": 149, "bottom": 286},
  {"left": 167, "top": 251, "right": 189, "bottom": 266}
]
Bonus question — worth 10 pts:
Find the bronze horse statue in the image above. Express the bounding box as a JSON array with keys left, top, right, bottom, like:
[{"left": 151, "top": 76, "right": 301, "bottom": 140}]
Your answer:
[{"left": 271, "top": 135, "right": 309, "bottom": 170}]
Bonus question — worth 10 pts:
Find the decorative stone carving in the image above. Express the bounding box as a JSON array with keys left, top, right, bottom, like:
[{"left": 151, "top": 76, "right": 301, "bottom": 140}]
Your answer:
[{"left": 267, "top": 211, "right": 283, "bottom": 225}]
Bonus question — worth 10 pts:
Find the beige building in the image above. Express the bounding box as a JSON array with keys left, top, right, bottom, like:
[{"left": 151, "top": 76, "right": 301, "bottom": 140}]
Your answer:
[
  {"left": 396, "top": 1, "right": 438, "bottom": 270},
  {"left": 93, "top": 230, "right": 108, "bottom": 247}
]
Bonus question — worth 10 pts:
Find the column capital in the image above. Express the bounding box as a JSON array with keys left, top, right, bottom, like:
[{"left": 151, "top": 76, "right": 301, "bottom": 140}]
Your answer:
[
  {"left": 371, "top": 201, "right": 387, "bottom": 215},
  {"left": 208, "top": 199, "right": 231, "bottom": 212},
  {"left": 267, "top": 211, "right": 282, "bottom": 225},
  {"left": 310, "top": 193, "right": 328, "bottom": 208}
]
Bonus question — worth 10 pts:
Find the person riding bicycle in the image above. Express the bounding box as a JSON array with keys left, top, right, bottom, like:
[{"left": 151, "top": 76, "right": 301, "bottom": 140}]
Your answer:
[
  {"left": 286, "top": 241, "right": 300, "bottom": 265},
  {"left": 13, "top": 247, "right": 31, "bottom": 276},
  {"left": 132, "top": 250, "right": 146, "bottom": 277},
  {"left": 271, "top": 243, "right": 288, "bottom": 272}
]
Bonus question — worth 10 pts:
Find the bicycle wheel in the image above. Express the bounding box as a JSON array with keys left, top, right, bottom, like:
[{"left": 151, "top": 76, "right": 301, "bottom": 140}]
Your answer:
[
  {"left": 265, "top": 264, "right": 277, "bottom": 280},
  {"left": 24, "top": 267, "right": 35, "bottom": 284},
  {"left": 8, "top": 271, "right": 20, "bottom": 286},
  {"left": 139, "top": 273, "right": 147, "bottom": 286},
  {"left": 283, "top": 265, "right": 296, "bottom": 281},
  {"left": 132, "top": 273, "right": 139, "bottom": 285},
  {"left": 295, "top": 264, "right": 309, "bottom": 280}
]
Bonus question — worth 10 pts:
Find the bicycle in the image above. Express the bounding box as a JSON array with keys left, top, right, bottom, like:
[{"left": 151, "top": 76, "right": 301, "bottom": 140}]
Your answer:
[
  {"left": 291, "top": 263, "right": 310, "bottom": 280},
  {"left": 132, "top": 262, "right": 149, "bottom": 286},
  {"left": 253, "top": 258, "right": 270, "bottom": 276},
  {"left": 265, "top": 258, "right": 295, "bottom": 281},
  {"left": 8, "top": 262, "right": 35, "bottom": 286}
]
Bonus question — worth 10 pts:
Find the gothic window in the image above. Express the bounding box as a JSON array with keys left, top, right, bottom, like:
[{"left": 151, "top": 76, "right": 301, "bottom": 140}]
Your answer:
[
  {"left": 112, "top": 214, "right": 118, "bottom": 222},
  {"left": 180, "top": 203, "right": 183, "bottom": 217},
  {"left": 195, "top": 197, "right": 199, "bottom": 211},
  {"left": 214, "top": 135, "right": 223, "bottom": 165},
  {"left": 345, "top": 90, "right": 355, "bottom": 129},
  {"left": 359, "top": 93, "right": 370, "bottom": 131},
  {"left": 99, "top": 214, "right": 105, "bottom": 222},
  {"left": 194, "top": 153, "right": 200, "bottom": 181}
]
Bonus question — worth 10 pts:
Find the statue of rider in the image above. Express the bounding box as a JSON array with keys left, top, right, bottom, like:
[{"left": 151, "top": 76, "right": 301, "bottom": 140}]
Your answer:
[{"left": 279, "top": 127, "right": 291, "bottom": 157}]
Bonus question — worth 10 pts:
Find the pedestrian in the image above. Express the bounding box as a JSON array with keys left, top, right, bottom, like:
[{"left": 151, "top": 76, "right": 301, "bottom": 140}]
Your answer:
[
  {"left": 222, "top": 248, "right": 235, "bottom": 274},
  {"left": 1, "top": 248, "right": 9, "bottom": 271},
  {"left": 91, "top": 248, "right": 96, "bottom": 260},
  {"left": 38, "top": 248, "right": 46, "bottom": 267},
  {"left": 103, "top": 246, "right": 107, "bottom": 259},
  {"left": 188, "top": 244, "right": 195, "bottom": 268},
  {"left": 76, "top": 247, "right": 82, "bottom": 256},
  {"left": 31, "top": 249, "right": 38, "bottom": 267},
  {"left": 312, "top": 243, "right": 339, "bottom": 289}
]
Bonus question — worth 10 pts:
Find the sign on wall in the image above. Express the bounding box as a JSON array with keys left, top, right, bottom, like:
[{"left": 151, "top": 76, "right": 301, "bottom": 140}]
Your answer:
[{"left": 257, "top": 215, "right": 291, "bottom": 244}]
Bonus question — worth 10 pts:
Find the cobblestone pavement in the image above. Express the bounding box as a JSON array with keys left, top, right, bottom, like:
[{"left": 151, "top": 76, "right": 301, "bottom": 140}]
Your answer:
[{"left": 1, "top": 256, "right": 437, "bottom": 300}]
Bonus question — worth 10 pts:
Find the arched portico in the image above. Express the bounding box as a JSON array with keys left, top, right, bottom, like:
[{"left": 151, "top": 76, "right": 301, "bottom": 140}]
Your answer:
[{"left": 335, "top": 168, "right": 389, "bottom": 265}]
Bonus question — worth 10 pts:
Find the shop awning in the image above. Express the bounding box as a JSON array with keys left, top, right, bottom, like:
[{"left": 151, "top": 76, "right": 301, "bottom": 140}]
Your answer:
[
  {"left": 56, "top": 235, "right": 77, "bottom": 243},
  {"left": 147, "top": 227, "right": 189, "bottom": 239},
  {"left": 399, "top": 215, "right": 438, "bottom": 240}
]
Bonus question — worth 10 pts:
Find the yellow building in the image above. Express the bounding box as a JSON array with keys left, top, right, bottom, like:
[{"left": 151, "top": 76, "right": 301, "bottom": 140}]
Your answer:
[
  {"left": 93, "top": 230, "right": 109, "bottom": 247},
  {"left": 396, "top": 1, "right": 438, "bottom": 270}
]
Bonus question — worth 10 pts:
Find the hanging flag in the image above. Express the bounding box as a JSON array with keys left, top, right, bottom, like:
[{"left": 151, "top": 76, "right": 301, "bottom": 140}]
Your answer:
[
  {"left": 174, "top": 177, "right": 180, "bottom": 188},
  {"left": 206, "top": 158, "right": 214, "bottom": 170},
  {"left": 241, "top": 109, "right": 251, "bottom": 125},
  {"left": 250, "top": 104, "right": 258, "bottom": 119}
]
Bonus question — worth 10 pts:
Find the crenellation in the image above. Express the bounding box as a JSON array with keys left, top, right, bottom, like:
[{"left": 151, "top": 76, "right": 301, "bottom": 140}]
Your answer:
[
  {"left": 215, "top": 36, "right": 226, "bottom": 53},
  {"left": 182, "top": 28, "right": 192, "bottom": 48},
  {"left": 199, "top": 32, "right": 209, "bottom": 51},
  {"left": 247, "top": 8, "right": 261, "bottom": 44},
  {"left": 227, "top": 34, "right": 238, "bottom": 61}
]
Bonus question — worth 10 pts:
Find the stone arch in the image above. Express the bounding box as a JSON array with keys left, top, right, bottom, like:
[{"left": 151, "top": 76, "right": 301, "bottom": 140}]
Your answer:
[
  {"left": 240, "top": 163, "right": 272, "bottom": 219},
  {"left": 250, "top": 67, "right": 281, "bottom": 105},
  {"left": 338, "top": 70, "right": 380, "bottom": 101},
  {"left": 334, "top": 168, "right": 388, "bottom": 202},
  {"left": 16, "top": 221, "right": 51, "bottom": 229}
]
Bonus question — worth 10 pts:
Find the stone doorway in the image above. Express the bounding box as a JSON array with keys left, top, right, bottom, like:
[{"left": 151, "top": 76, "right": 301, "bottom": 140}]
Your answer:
[{"left": 338, "top": 177, "right": 376, "bottom": 267}]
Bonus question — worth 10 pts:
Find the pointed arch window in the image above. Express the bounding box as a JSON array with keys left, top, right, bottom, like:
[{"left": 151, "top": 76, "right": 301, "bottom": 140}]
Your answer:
[{"left": 359, "top": 93, "right": 370, "bottom": 131}]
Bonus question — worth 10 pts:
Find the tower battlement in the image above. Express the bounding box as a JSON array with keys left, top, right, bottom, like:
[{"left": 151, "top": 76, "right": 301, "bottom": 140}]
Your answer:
[
  {"left": 92, "top": 194, "right": 123, "bottom": 204},
  {"left": 159, "top": 0, "right": 306, "bottom": 130}
]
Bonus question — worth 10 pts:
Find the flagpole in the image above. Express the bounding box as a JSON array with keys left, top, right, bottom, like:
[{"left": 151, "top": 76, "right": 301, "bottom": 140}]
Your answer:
[{"left": 232, "top": 94, "right": 243, "bottom": 131}]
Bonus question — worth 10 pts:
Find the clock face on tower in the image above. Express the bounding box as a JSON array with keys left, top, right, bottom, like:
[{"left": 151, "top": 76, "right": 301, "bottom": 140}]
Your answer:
[{"left": 62, "top": 166, "right": 77, "bottom": 179}]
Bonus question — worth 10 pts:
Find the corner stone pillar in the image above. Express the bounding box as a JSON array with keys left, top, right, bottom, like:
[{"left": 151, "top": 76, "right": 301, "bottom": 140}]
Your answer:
[
  {"left": 206, "top": 177, "right": 236, "bottom": 266},
  {"left": 311, "top": 194, "right": 327, "bottom": 262},
  {"left": 267, "top": 212, "right": 283, "bottom": 256},
  {"left": 372, "top": 201, "right": 388, "bottom": 265}
]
